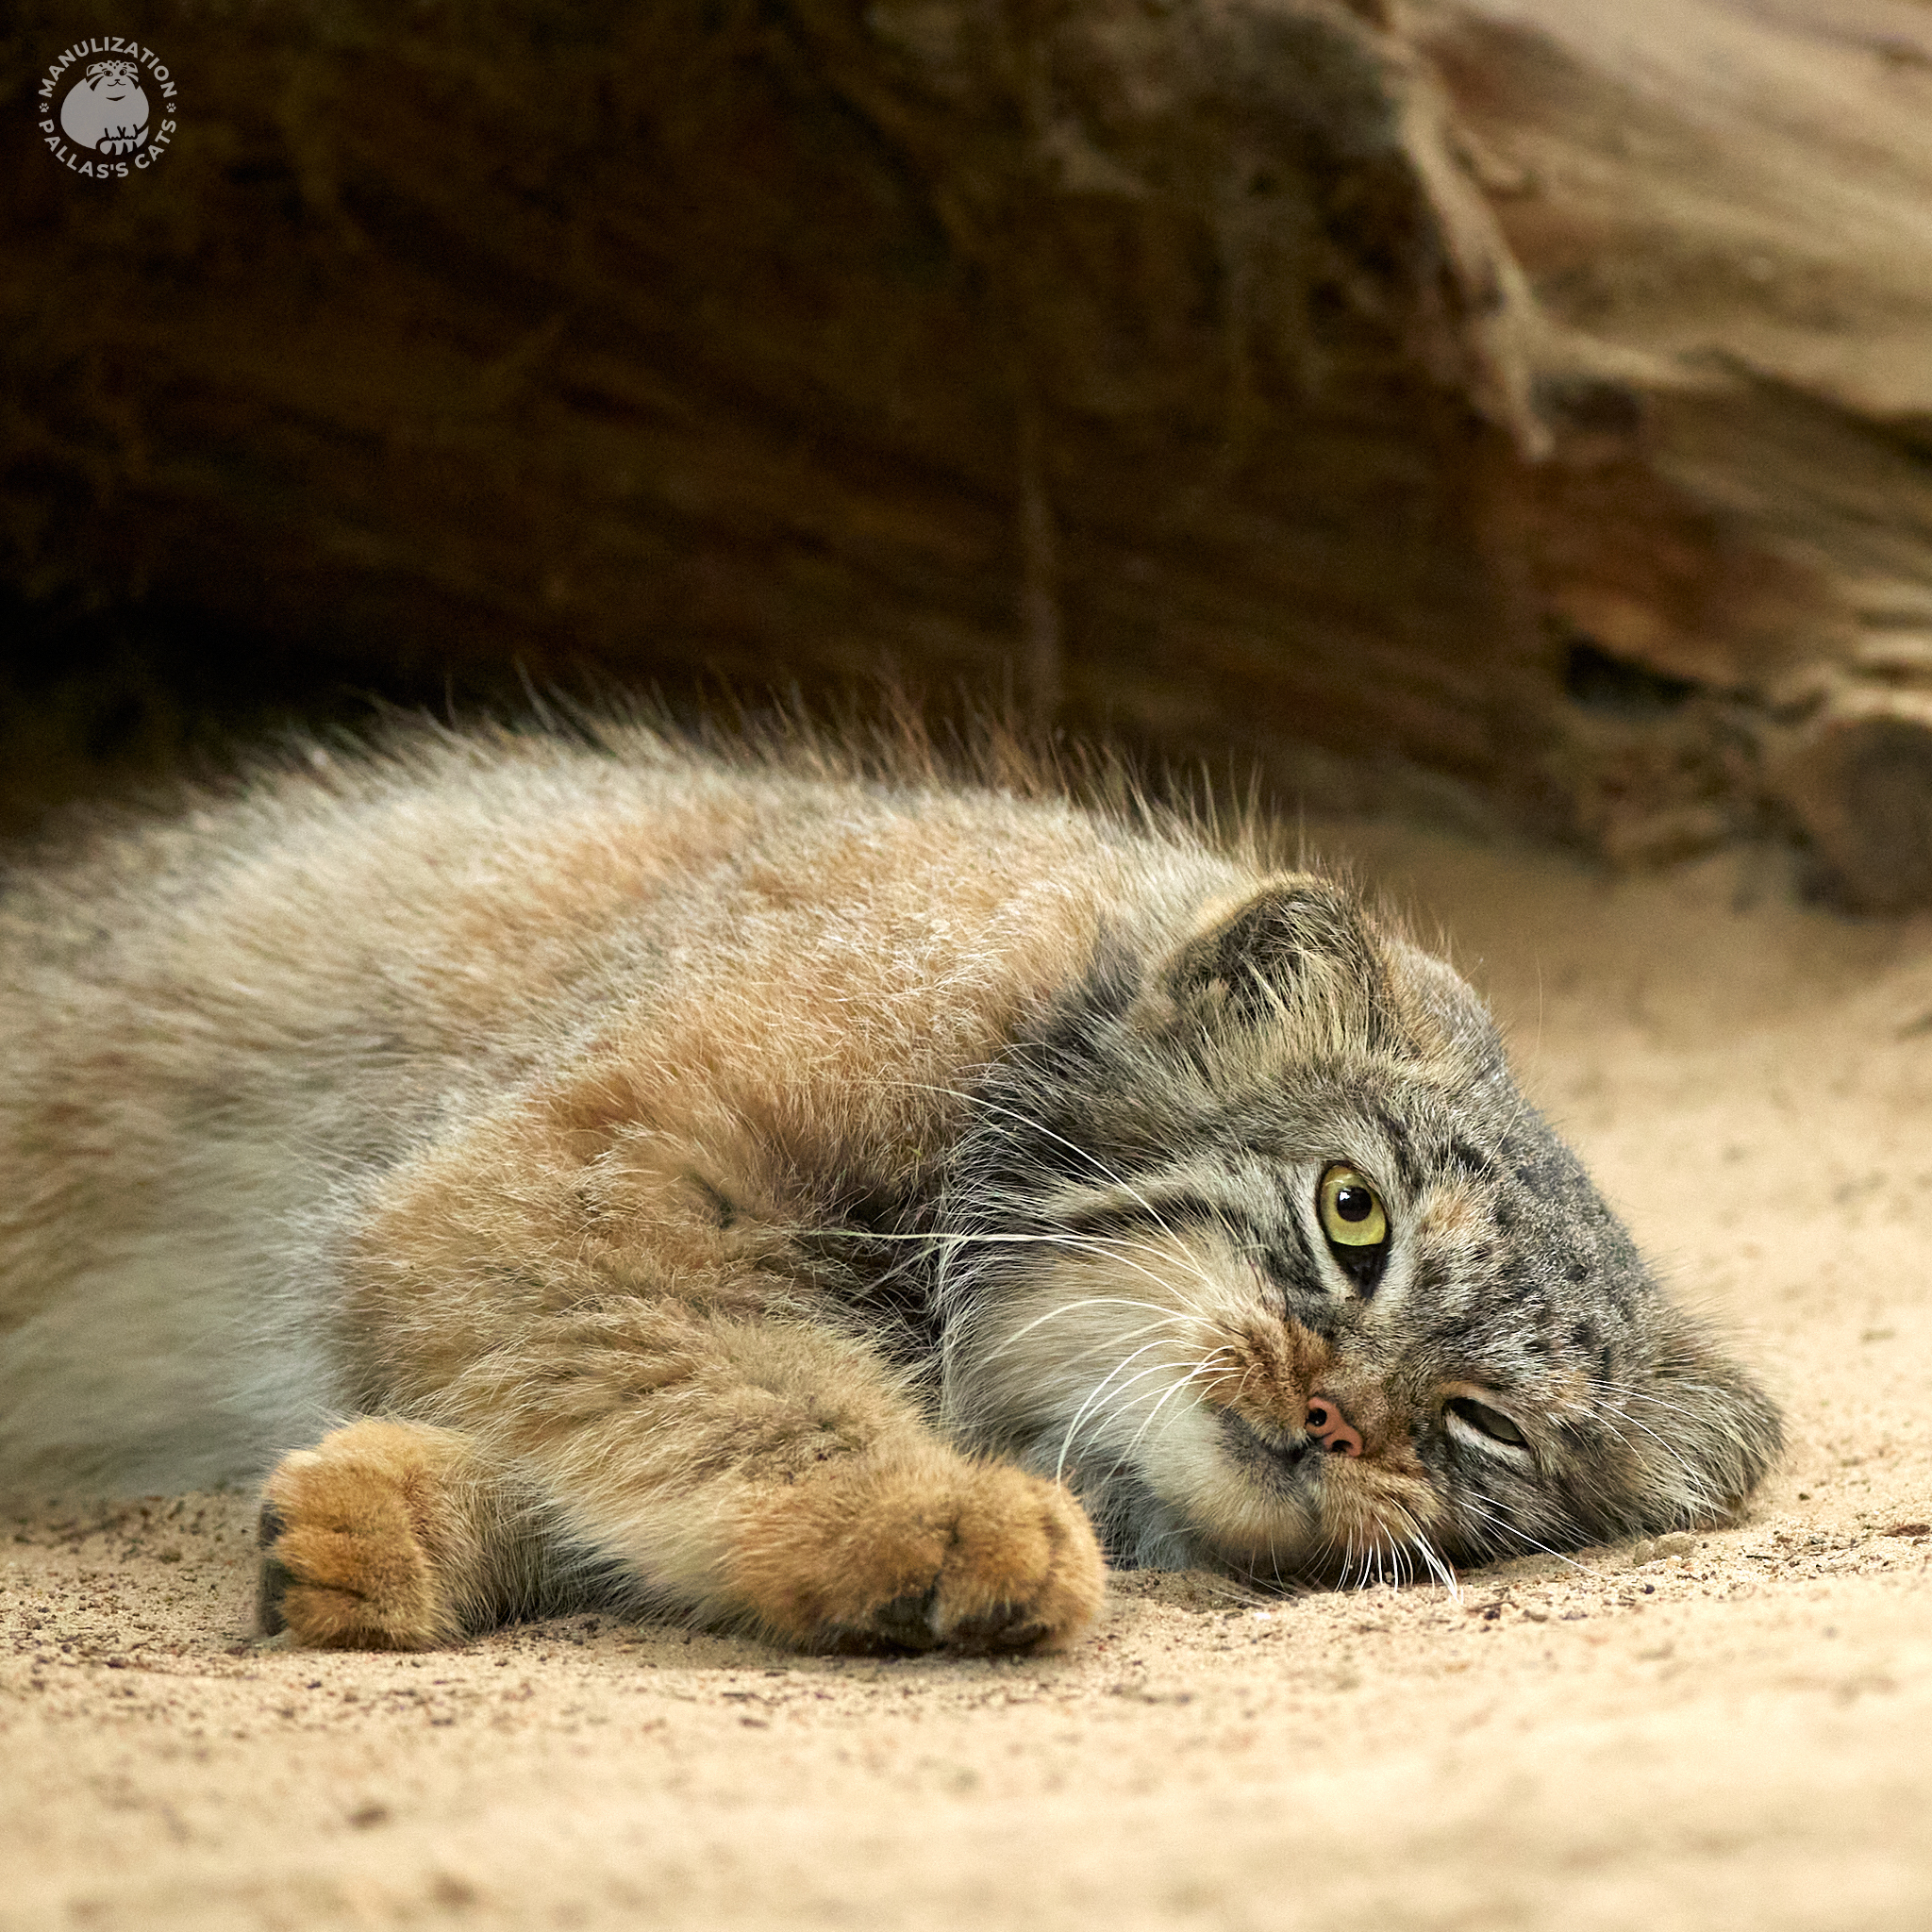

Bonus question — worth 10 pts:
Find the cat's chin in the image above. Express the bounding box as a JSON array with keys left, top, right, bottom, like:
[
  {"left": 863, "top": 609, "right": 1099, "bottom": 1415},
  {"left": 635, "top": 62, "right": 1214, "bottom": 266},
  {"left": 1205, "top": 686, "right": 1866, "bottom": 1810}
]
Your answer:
[
  {"left": 1052, "top": 1424, "right": 1341, "bottom": 1582},
  {"left": 1118, "top": 1409, "right": 1463, "bottom": 1591},
  {"left": 1070, "top": 1465, "right": 1213, "bottom": 1573}
]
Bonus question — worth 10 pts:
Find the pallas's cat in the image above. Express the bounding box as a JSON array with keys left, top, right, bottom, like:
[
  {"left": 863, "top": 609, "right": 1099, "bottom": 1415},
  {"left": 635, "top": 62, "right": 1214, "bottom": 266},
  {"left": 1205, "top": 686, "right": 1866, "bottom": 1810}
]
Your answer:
[{"left": 0, "top": 726, "right": 1779, "bottom": 1652}]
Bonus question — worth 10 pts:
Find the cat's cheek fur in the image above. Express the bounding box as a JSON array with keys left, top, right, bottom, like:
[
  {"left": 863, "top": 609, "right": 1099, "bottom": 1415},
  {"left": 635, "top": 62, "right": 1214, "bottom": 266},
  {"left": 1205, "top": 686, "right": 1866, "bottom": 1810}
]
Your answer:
[{"left": 1123, "top": 1399, "right": 1317, "bottom": 1557}]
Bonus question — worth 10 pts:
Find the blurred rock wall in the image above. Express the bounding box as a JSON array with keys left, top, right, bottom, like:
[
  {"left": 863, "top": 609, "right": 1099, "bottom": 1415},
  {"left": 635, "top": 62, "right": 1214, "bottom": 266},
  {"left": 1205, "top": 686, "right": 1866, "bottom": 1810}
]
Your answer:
[{"left": 6, "top": 1, "right": 1931, "bottom": 905}]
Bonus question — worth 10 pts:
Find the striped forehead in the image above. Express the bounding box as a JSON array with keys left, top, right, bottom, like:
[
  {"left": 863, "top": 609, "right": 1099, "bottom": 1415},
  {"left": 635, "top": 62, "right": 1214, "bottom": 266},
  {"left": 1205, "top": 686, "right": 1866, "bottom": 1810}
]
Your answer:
[{"left": 1031, "top": 1095, "right": 1647, "bottom": 1362}]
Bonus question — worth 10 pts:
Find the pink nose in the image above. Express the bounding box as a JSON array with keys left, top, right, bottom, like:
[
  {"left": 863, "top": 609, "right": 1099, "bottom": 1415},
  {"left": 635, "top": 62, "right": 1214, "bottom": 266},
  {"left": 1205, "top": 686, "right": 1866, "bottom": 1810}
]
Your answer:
[{"left": 1306, "top": 1395, "right": 1363, "bottom": 1457}]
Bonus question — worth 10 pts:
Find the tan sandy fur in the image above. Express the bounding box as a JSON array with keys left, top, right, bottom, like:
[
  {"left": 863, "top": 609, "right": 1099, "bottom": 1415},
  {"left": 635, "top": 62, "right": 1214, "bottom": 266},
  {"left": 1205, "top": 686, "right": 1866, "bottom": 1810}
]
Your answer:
[{"left": 0, "top": 719, "right": 1780, "bottom": 1652}]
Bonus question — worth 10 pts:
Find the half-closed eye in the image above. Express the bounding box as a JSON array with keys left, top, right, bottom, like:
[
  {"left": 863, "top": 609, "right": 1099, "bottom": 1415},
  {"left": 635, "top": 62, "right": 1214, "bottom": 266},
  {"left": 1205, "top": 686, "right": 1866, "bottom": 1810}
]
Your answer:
[{"left": 1443, "top": 1394, "right": 1529, "bottom": 1449}]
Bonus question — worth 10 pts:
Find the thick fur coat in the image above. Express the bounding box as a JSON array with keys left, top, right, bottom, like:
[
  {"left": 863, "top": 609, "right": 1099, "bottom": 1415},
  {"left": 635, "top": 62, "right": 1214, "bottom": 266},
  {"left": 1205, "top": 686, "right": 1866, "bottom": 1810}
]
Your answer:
[{"left": 0, "top": 724, "right": 1780, "bottom": 1652}]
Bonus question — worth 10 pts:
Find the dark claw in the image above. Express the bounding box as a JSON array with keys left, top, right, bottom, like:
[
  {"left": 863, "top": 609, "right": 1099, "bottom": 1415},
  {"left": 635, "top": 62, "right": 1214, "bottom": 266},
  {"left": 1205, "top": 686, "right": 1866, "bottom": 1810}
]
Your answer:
[
  {"left": 258, "top": 1554, "right": 293, "bottom": 1636},
  {"left": 862, "top": 1585, "right": 942, "bottom": 1650},
  {"left": 949, "top": 1608, "right": 1047, "bottom": 1654},
  {"left": 824, "top": 1585, "right": 943, "bottom": 1653}
]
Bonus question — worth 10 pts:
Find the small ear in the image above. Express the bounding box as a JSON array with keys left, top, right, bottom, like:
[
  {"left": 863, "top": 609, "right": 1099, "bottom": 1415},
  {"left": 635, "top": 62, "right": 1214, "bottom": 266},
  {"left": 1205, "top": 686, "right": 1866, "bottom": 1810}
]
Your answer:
[
  {"left": 1159, "top": 875, "right": 1391, "bottom": 1040},
  {"left": 1385, "top": 941, "right": 1507, "bottom": 1075},
  {"left": 1622, "top": 1308, "right": 1785, "bottom": 1524}
]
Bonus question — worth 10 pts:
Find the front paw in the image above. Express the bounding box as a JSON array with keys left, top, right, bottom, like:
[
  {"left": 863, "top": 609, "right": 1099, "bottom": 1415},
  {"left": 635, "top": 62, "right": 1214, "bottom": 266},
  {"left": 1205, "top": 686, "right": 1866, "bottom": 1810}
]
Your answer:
[
  {"left": 256, "top": 1422, "right": 465, "bottom": 1650},
  {"left": 729, "top": 1451, "right": 1107, "bottom": 1655}
]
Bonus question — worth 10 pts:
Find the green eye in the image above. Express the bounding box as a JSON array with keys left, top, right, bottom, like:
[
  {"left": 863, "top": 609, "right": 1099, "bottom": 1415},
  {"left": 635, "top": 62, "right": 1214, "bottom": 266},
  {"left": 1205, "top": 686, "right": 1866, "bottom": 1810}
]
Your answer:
[{"left": 1318, "top": 1164, "right": 1388, "bottom": 1249}]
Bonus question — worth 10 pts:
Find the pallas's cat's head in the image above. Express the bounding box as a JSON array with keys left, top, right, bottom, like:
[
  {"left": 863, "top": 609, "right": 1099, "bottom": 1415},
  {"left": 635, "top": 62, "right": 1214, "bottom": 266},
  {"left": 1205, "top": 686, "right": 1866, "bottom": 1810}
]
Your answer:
[{"left": 938, "top": 876, "right": 1781, "bottom": 1583}]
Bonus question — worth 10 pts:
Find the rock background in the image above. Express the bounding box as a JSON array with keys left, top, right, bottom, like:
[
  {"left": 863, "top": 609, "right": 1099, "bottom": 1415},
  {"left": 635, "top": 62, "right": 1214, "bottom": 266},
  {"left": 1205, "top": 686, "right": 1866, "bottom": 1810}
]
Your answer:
[{"left": 6, "top": 0, "right": 1932, "bottom": 904}]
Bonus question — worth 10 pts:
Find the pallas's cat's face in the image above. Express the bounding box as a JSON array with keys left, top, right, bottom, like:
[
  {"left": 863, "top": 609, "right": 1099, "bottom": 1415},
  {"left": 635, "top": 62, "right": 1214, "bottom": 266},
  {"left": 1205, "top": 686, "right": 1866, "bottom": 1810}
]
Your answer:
[{"left": 939, "top": 880, "right": 1780, "bottom": 1582}]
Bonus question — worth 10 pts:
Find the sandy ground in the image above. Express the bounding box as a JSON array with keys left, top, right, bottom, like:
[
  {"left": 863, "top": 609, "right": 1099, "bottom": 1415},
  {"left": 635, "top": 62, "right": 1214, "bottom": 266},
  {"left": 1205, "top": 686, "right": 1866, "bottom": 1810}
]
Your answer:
[{"left": 4, "top": 823, "right": 1930, "bottom": 1932}]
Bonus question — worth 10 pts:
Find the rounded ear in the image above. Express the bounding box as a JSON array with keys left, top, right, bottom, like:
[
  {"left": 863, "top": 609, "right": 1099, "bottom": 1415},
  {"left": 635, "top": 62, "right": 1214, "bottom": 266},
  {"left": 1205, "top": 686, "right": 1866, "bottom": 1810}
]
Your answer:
[
  {"left": 1149, "top": 874, "right": 1398, "bottom": 1048},
  {"left": 1619, "top": 1308, "right": 1786, "bottom": 1525},
  {"left": 1384, "top": 940, "right": 1507, "bottom": 1075}
]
